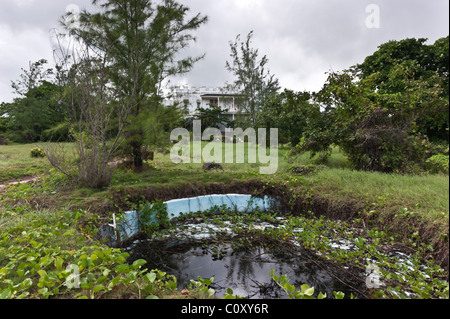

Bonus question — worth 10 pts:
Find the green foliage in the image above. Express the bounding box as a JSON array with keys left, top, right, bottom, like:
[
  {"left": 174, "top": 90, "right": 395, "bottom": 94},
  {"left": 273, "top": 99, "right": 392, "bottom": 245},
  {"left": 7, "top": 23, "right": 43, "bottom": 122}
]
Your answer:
[
  {"left": 3, "top": 59, "right": 68, "bottom": 143},
  {"left": 357, "top": 37, "right": 449, "bottom": 97},
  {"left": 425, "top": 154, "right": 449, "bottom": 175},
  {"left": 2, "top": 77, "right": 66, "bottom": 143},
  {"left": 30, "top": 147, "right": 45, "bottom": 158},
  {"left": 282, "top": 214, "right": 449, "bottom": 299},
  {"left": 139, "top": 199, "right": 171, "bottom": 235},
  {"left": 287, "top": 36, "right": 449, "bottom": 173},
  {"left": 69, "top": 0, "right": 208, "bottom": 168},
  {"left": 259, "top": 89, "right": 322, "bottom": 146},
  {"left": 296, "top": 60, "right": 448, "bottom": 173},
  {"left": 357, "top": 36, "right": 449, "bottom": 142},
  {"left": 270, "top": 270, "right": 328, "bottom": 299},
  {"left": 222, "top": 288, "right": 245, "bottom": 299},
  {"left": 0, "top": 207, "right": 180, "bottom": 299},
  {"left": 195, "top": 104, "right": 233, "bottom": 130},
  {"left": 188, "top": 276, "right": 215, "bottom": 298},
  {"left": 120, "top": 103, "right": 184, "bottom": 164},
  {"left": 226, "top": 31, "right": 280, "bottom": 127}
]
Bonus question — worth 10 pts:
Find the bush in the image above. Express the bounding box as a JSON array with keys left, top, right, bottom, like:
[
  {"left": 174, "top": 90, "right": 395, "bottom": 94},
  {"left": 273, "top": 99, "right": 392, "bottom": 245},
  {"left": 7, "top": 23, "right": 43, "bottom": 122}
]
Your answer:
[
  {"left": 345, "top": 132, "right": 438, "bottom": 174},
  {"left": 0, "top": 134, "right": 9, "bottom": 145},
  {"left": 139, "top": 200, "right": 170, "bottom": 235},
  {"left": 425, "top": 154, "right": 449, "bottom": 174},
  {"left": 30, "top": 147, "right": 45, "bottom": 158},
  {"left": 302, "top": 63, "right": 448, "bottom": 174}
]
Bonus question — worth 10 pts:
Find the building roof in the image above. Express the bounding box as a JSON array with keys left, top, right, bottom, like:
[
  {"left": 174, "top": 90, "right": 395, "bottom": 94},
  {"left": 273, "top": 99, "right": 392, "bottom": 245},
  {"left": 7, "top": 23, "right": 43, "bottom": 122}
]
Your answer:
[{"left": 200, "top": 93, "right": 243, "bottom": 98}]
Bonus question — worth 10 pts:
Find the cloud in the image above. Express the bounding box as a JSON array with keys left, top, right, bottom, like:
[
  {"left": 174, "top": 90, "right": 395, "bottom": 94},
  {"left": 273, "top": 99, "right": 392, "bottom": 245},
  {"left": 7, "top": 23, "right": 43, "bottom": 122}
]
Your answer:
[
  {"left": 0, "top": 0, "right": 448, "bottom": 103},
  {"left": 0, "top": 24, "right": 55, "bottom": 101},
  {"left": 178, "top": 0, "right": 448, "bottom": 93},
  {"left": 0, "top": 0, "right": 93, "bottom": 102}
]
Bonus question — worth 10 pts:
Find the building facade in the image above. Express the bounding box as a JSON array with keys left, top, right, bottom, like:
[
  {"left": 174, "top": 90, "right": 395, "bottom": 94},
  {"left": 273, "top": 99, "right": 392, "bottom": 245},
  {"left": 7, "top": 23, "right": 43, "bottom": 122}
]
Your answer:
[{"left": 166, "top": 85, "right": 241, "bottom": 122}]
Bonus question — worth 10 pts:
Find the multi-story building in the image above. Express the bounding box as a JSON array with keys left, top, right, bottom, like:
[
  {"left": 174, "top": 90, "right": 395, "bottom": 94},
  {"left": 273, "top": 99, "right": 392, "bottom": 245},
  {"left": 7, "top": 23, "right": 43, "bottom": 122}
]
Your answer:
[{"left": 165, "top": 85, "right": 242, "bottom": 122}]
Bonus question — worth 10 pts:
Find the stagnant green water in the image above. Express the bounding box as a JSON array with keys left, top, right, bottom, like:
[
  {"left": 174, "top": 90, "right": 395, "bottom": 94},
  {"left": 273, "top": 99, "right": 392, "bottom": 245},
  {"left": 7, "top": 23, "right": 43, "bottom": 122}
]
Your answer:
[
  {"left": 125, "top": 218, "right": 369, "bottom": 299},
  {"left": 128, "top": 239, "right": 368, "bottom": 299}
]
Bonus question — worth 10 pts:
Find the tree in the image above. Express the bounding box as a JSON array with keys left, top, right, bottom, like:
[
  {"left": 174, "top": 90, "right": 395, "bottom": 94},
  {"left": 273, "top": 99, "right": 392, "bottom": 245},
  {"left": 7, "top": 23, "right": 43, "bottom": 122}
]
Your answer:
[
  {"left": 11, "top": 59, "right": 54, "bottom": 97},
  {"left": 1, "top": 60, "right": 65, "bottom": 143},
  {"left": 259, "top": 89, "right": 320, "bottom": 146},
  {"left": 65, "top": 0, "right": 208, "bottom": 168},
  {"left": 356, "top": 36, "right": 449, "bottom": 142},
  {"left": 357, "top": 38, "right": 432, "bottom": 81},
  {"left": 47, "top": 33, "right": 138, "bottom": 188},
  {"left": 296, "top": 62, "right": 448, "bottom": 173},
  {"left": 431, "top": 36, "right": 449, "bottom": 96},
  {"left": 195, "top": 104, "right": 233, "bottom": 131},
  {"left": 292, "top": 37, "right": 449, "bottom": 173},
  {"left": 0, "top": 103, "right": 12, "bottom": 141},
  {"left": 226, "top": 31, "right": 280, "bottom": 127}
]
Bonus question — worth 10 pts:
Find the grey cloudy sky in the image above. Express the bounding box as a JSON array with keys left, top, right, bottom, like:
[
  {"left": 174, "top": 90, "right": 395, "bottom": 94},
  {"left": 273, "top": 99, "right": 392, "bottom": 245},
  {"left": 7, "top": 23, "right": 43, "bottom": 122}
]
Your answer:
[{"left": 0, "top": 0, "right": 448, "bottom": 103}]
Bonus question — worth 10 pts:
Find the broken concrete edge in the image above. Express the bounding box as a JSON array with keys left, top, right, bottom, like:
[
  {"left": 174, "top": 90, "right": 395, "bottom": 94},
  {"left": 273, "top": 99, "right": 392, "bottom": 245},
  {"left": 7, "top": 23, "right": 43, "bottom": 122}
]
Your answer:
[{"left": 98, "top": 194, "right": 275, "bottom": 246}]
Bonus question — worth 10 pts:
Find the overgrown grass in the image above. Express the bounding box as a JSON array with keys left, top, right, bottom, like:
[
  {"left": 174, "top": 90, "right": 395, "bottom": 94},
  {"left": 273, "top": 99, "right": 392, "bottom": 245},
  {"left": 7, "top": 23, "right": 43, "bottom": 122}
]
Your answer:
[
  {"left": 0, "top": 142, "right": 448, "bottom": 299},
  {"left": 0, "top": 143, "right": 51, "bottom": 181},
  {"left": 1, "top": 141, "right": 448, "bottom": 222},
  {"left": 303, "top": 167, "right": 449, "bottom": 218},
  {"left": 154, "top": 143, "right": 449, "bottom": 217},
  {"left": 1, "top": 142, "right": 448, "bottom": 228}
]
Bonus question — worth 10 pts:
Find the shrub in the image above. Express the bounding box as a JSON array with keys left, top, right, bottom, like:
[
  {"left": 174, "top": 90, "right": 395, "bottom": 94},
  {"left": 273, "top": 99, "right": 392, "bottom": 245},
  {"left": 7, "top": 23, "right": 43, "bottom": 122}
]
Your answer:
[
  {"left": 30, "top": 147, "right": 45, "bottom": 158},
  {"left": 0, "top": 134, "right": 9, "bottom": 145},
  {"left": 425, "top": 154, "right": 449, "bottom": 174},
  {"left": 298, "top": 63, "right": 448, "bottom": 174},
  {"left": 139, "top": 200, "right": 170, "bottom": 235}
]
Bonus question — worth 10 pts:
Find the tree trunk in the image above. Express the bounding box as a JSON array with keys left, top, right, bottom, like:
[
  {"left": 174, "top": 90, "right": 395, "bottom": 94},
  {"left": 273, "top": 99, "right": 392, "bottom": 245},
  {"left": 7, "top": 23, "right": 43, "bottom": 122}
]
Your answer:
[{"left": 132, "top": 143, "right": 143, "bottom": 168}]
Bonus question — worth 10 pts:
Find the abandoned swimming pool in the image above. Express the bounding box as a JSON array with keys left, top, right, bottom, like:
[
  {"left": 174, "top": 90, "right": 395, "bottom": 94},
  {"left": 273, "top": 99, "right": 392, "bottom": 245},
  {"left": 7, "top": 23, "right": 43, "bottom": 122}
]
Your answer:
[
  {"left": 124, "top": 217, "right": 370, "bottom": 299},
  {"left": 98, "top": 194, "right": 444, "bottom": 299}
]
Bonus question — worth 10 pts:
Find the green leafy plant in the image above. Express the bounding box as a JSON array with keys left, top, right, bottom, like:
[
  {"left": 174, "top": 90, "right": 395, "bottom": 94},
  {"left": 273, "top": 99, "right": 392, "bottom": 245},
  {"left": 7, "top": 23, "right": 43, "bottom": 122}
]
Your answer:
[
  {"left": 188, "top": 276, "right": 215, "bottom": 298},
  {"left": 0, "top": 208, "right": 180, "bottom": 300},
  {"left": 270, "top": 270, "right": 327, "bottom": 299},
  {"left": 30, "top": 147, "right": 45, "bottom": 158},
  {"left": 139, "top": 199, "right": 171, "bottom": 235},
  {"left": 425, "top": 154, "right": 449, "bottom": 174},
  {"left": 223, "top": 287, "right": 245, "bottom": 299}
]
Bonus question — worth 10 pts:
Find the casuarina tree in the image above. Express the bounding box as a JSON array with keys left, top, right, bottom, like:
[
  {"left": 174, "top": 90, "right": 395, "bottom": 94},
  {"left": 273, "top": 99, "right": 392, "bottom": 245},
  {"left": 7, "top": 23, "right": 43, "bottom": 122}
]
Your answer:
[
  {"left": 64, "top": 0, "right": 208, "bottom": 168},
  {"left": 226, "top": 31, "right": 280, "bottom": 128}
]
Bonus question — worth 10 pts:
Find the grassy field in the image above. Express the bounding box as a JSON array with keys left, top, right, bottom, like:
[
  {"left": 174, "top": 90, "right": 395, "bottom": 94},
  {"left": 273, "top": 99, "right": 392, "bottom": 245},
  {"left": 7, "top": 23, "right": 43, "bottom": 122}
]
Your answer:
[
  {"left": 1, "top": 141, "right": 448, "bottom": 224},
  {"left": 1, "top": 142, "right": 448, "bottom": 230},
  {"left": 0, "top": 142, "right": 448, "bottom": 299},
  {"left": 0, "top": 143, "right": 51, "bottom": 181}
]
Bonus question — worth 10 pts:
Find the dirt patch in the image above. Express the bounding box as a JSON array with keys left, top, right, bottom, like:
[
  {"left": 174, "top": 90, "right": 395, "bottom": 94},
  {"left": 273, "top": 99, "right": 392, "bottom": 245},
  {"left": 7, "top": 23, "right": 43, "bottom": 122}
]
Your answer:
[{"left": 0, "top": 176, "right": 39, "bottom": 191}]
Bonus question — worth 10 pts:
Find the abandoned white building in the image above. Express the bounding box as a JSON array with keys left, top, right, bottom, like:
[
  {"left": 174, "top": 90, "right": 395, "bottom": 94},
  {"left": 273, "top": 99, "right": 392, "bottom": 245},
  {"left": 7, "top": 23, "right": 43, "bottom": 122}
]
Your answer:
[{"left": 165, "top": 85, "right": 242, "bottom": 123}]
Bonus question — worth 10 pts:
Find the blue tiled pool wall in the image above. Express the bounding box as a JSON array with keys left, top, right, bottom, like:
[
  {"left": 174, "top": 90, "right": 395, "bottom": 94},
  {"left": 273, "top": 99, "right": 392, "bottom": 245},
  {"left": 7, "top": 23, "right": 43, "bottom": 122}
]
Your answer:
[{"left": 112, "top": 194, "right": 274, "bottom": 243}]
